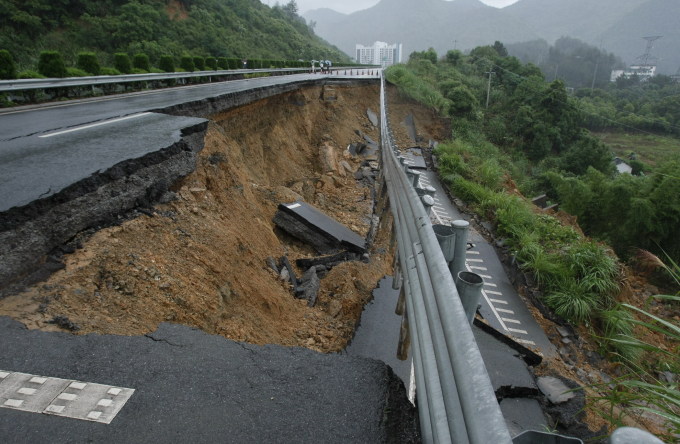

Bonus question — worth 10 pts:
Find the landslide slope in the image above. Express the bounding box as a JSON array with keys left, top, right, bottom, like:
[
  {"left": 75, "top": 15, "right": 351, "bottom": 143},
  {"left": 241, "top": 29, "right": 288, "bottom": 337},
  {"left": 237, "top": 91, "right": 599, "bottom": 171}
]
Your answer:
[{"left": 0, "top": 84, "right": 392, "bottom": 352}]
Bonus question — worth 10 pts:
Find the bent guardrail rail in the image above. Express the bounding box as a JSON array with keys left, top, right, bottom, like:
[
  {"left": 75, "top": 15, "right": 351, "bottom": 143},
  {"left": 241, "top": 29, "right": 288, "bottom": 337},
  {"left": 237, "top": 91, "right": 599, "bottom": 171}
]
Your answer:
[{"left": 379, "top": 75, "right": 513, "bottom": 443}]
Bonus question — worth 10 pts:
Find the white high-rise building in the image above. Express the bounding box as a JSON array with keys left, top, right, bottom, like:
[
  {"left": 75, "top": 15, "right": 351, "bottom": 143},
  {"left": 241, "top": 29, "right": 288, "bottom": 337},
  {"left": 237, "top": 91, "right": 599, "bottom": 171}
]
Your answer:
[{"left": 355, "top": 42, "right": 402, "bottom": 67}]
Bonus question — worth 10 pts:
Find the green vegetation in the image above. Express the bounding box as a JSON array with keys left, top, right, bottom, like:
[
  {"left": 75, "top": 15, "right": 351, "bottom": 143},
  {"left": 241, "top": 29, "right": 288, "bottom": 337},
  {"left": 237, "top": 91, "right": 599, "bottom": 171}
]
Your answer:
[
  {"left": 158, "top": 55, "right": 175, "bottom": 73},
  {"left": 0, "top": 0, "right": 349, "bottom": 72},
  {"left": 114, "top": 53, "right": 132, "bottom": 74},
  {"left": 133, "top": 53, "right": 150, "bottom": 72},
  {"left": 386, "top": 43, "right": 679, "bottom": 437},
  {"left": 0, "top": 49, "right": 16, "bottom": 79},
  {"left": 37, "top": 51, "right": 66, "bottom": 78},
  {"left": 77, "top": 52, "right": 100, "bottom": 76}
]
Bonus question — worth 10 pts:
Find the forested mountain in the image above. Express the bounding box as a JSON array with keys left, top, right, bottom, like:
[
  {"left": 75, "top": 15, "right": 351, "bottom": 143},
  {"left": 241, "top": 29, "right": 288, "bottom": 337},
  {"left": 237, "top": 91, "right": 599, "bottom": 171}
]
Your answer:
[
  {"left": 304, "top": 0, "right": 680, "bottom": 74},
  {"left": 0, "top": 0, "right": 349, "bottom": 69}
]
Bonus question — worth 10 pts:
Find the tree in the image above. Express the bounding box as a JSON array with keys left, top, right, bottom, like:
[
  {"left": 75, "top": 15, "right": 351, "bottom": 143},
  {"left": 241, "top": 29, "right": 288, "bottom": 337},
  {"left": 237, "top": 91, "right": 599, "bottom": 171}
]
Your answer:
[{"left": 493, "top": 41, "right": 508, "bottom": 57}]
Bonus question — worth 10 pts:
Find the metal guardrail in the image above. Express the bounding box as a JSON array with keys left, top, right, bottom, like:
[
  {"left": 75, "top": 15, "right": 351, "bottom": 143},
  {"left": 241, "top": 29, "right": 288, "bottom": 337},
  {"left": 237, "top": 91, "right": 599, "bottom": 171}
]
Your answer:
[
  {"left": 0, "top": 66, "right": 377, "bottom": 93},
  {"left": 379, "top": 75, "right": 513, "bottom": 443},
  {"left": 0, "top": 67, "right": 310, "bottom": 92}
]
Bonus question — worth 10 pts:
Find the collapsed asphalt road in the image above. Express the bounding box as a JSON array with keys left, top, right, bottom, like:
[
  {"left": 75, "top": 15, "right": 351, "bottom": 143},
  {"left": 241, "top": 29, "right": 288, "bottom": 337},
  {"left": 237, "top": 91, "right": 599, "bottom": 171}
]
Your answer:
[{"left": 0, "top": 316, "right": 419, "bottom": 443}]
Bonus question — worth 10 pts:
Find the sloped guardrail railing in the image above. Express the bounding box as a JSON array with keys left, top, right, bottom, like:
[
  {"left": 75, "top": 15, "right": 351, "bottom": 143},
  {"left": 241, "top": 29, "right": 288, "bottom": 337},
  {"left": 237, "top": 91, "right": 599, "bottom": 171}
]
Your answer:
[
  {"left": 379, "top": 75, "right": 513, "bottom": 443},
  {"left": 0, "top": 67, "right": 310, "bottom": 92}
]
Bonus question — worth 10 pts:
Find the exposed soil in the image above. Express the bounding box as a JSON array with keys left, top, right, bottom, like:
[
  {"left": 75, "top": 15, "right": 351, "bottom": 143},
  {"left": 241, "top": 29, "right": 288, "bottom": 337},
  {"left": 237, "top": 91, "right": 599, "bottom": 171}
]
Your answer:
[
  {"left": 0, "top": 82, "right": 674, "bottom": 439},
  {"left": 0, "top": 84, "right": 393, "bottom": 353}
]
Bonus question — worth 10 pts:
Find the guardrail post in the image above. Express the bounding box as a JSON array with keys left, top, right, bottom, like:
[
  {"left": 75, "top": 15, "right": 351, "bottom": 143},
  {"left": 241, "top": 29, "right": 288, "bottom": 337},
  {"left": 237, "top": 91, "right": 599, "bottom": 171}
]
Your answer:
[
  {"left": 405, "top": 169, "right": 416, "bottom": 187},
  {"left": 433, "top": 224, "right": 456, "bottom": 265},
  {"left": 455, "top": 271, "right": 484, "bottom": 324},
  {"left": 395, "top": 285, "right": 405, "bottom": 316},
  {"left": 450, "top": 220, "right": 470, "bottom": 280},
  {"left": 392, "top": 254, "right": 402, "bottom": 290},
  {"left": 416, "top": 184, "right": 436, "bottom": 198},
  {"left": 396, "top": 310, "right": 411, "bottom": 360},
  {"left": 421, "top": 195, "right": 435, "bottom": 216}
]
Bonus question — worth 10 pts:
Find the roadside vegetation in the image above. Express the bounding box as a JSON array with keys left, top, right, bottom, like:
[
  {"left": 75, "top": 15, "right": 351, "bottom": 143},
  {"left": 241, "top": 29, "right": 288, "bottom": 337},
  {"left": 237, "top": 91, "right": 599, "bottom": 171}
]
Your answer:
[
  {"left": 0, "top": 0, "right": 349, "bottom": 76},
  {"left": 385, "top": 41, "right": 679, "bottom": 439}
]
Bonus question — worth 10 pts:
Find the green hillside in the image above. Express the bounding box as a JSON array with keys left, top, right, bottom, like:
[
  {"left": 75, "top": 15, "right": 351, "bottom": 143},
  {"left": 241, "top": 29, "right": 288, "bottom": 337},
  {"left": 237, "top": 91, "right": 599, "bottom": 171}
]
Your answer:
[{"left": 0, "top": 0, "right": 349, "bottom": 70}]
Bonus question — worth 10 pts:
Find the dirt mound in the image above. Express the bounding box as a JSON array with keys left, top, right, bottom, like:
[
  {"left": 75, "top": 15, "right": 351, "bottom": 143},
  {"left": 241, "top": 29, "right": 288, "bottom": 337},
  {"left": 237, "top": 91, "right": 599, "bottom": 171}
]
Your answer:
[{"left": 0, "top": 84, "right": 393, "bottom": 353}]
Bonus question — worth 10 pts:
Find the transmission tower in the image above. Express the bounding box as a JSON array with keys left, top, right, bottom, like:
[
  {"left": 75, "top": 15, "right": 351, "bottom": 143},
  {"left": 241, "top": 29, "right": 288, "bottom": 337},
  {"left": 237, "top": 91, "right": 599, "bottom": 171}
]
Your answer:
[{"left": 636, "top": 35, "right": 662, "bottom": 68}]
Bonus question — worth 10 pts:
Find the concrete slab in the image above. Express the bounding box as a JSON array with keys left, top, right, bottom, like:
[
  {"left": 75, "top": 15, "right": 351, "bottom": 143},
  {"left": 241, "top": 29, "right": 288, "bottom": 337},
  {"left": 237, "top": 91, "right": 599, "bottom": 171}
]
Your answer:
[
  {"left": 500, "top": 398, "right": 547, "bottom": 438},
  {"left": 404, "top": 147, "right": 427, "bottom": 169},
  {"left": 473, "top": 326, "right": 539, "bottom": 397},
  {"left": 274, "top": 201, "right": 366, "bottom": 254}
]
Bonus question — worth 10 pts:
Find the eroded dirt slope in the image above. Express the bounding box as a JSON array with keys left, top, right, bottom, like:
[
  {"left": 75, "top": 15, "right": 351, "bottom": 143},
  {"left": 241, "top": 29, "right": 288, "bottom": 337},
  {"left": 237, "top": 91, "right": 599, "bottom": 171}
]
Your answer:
[{"left": 0, "top": 84, "right": 394, "bottom": 352}]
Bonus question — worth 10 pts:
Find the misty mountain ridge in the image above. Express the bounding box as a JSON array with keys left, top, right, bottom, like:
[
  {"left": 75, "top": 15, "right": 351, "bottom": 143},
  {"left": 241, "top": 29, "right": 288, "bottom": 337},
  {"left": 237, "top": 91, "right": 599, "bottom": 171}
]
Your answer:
[{"left": 304, "top": 0, "right": 679, "bottom": 74}]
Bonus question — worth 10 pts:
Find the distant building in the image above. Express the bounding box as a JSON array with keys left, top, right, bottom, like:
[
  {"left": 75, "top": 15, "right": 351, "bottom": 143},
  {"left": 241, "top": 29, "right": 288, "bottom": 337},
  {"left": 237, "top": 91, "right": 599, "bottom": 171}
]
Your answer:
[
  {"left": 610, "top": 65, "right": 657, "bottom": 82},
  {"left": 614, "top": 157, "right": 633, "bottom": 174},
  {"left": 355, "top": 42, "right": 402, "bottom": 67}
]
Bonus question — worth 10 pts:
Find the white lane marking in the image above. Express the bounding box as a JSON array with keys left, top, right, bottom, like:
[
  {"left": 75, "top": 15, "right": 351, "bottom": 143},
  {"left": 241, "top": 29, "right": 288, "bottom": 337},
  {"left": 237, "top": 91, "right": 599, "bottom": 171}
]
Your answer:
[
  {"left": 38, "top": 112, "right": 152, "bottom": 138},
  {"left": 515, "top": 338, "right": 536, "bottom": 346},
  {"left": 483, "top": 282, "right": 497, "bottom": 287},
  {"left": 496, "top": 308, "right": 515, "bottom": 314},
  {"left": 431, "top": 208, "right": 444, "bottom": 225},
  {"left": 466, "top": 251, "right": 480, "bottom": 255},
  {"left": 466, "top": 258, "right": 484, "bottom": 263},
  {"left": 477, "top": 274, "right": 492, "bottom": 279},
  {"left": 467, "top": 263, "right": 509, "bottom": 332},
  {"left": 469, "top": 266, "right": 487, "bottom": 271},
  {"left": 508, "top": 328, "right": 529, "bottom": 335},
  {"left": 287, "top": 203, "right": 301, "bottom": 209},
  {"left": 489, "top": 298, "right": 508, "bottom": 305},
  {"left": 502, "top": 318, "right": 522, "bottom": 324},
  {"left": 485, "top": 290, "right": 502, "bottom": 295},
  {"left": 0, "top": 370, "right": 134, "bottom": 424}
]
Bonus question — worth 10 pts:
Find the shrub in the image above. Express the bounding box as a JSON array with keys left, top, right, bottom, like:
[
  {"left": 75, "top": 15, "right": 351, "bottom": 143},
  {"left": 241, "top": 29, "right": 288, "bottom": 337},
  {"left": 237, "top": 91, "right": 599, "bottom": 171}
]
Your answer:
[
  {"left": 66, "top": 67, "right": 89, "bottom": 77},
  {"left": 133, "top": 53, "right": 150, "bottom": 72},
  {"left": 227, "top": 58, "right": 241, "bottom": 69},
  {"left": 114, "top": 53, "right": 132, "bottom": 74},
  {"left": 205, "top": 57, "right": 217, "bottom": 70},
  {"left": 193, "top": 57, "right": 205, "bottom": 71},
  {"left": 18, "top": 70, "right": 45, "bottom": 79},
  {"left": 38, "top": 51, "right": 67, "bottom": 78},
  {"left": 217, "top": 57, "right": 228, "bottom": 70},
  {"left": 180, "top": 56, "right": 194, "bottom": 72},
  {"left": 76, "top": 52, "right": 100, "bottom": 76},
  {"left": 0, "top": 49, "right": 17, "bottom": 80},
  {"left": 100, "top": 67, "right": 121, "bottom": 75},
  {"left": 159, "top": 55, "right": 175, "bottom": 73}
]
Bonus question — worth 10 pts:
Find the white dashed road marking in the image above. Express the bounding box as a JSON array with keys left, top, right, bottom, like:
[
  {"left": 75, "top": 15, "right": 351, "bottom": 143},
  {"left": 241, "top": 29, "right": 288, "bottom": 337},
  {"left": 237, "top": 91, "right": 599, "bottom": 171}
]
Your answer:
[
  {"left": 0, "top": 371, "right": 134, "bottom": 424},
  {"left": 489, "top": 298, "right": 508, "bottom": 305},
  {"left": 496, "top": 308, "right": 515, "bottom": 314},
  {"left": 469, "top": 266, "right": 488, "bottom": 271},
  {"left": 507, "top": 328, "right": 528, "bottom": 335}
]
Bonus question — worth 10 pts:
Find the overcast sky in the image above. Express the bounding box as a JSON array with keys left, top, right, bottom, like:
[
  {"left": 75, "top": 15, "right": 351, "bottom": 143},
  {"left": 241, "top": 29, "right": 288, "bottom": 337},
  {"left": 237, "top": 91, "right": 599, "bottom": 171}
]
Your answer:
[{"left": 261, "top": 0, "right": 520, "bottom": 15}]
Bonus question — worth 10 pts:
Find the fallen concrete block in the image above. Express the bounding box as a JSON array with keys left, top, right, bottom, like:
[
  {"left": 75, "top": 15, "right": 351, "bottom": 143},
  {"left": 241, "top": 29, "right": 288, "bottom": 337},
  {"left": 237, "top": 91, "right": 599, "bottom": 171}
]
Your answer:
[{"left": 273, "top": 201, "right": 366, "bottom": 254}]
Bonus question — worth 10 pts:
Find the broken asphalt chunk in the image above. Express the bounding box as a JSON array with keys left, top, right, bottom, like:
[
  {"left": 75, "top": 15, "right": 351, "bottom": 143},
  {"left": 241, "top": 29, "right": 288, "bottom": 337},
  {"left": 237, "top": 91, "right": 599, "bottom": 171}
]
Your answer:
[{"left": 273, "top": 201, "right": 366, "bottom": 255}]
